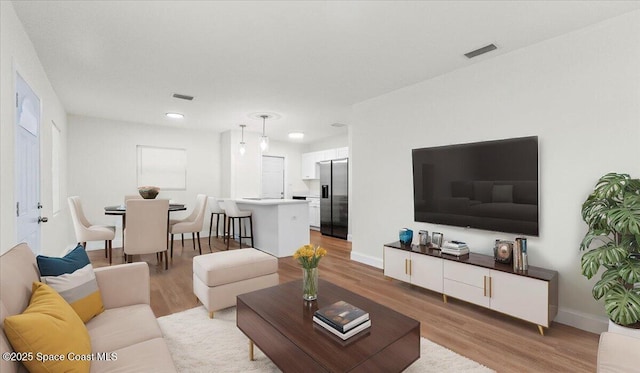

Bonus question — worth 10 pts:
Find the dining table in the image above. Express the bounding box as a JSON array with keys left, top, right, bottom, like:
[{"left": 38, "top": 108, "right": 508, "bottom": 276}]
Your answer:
[{"left": 104, "top": 203, "right": 187, "bottom": 249}]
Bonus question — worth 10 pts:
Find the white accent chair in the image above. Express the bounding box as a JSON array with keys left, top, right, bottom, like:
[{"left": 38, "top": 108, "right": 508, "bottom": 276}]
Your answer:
[
  {"left": 68, "top": 196, "right": 116, "bottom": 264},
  {"left": 124, "top": 199, "right": 170, "bottom": 270},
  {"left": 169, "top": 194, "right": 208, "bottom": 257},
  {"left": 223, "top": 200, "right": 254, "bottom": 250},
  {"left": 208, "top": 197, "right": 226, "bottom": 249}
]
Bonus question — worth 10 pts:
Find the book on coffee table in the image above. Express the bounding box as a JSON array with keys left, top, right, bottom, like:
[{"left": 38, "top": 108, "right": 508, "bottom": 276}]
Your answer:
[
  {"left": 314, "top": 300, "right": 369, "bottom": 333},
  {"left": 313, "top": 316, "right": 372, "bottom": 340}
]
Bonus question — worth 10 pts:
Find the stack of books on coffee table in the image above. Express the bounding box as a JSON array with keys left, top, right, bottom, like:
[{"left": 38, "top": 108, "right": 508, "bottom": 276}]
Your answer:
[{"left": 313, "top": 300, "right": 371, "bottom": 340}]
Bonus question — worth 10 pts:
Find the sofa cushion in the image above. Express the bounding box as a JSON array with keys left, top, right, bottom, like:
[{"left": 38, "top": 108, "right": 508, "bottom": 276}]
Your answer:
[
  {"left": 37, "top": 244, "right": 104, "bottom": 322},
  {"left": 193, "top": 248, "right": 278, "bottom": 287},
  {"left": 0, "top": 243, "right": 40, "bottom": 317},
  {"left": 597, "top": 331, "right": 640, "bottom": 372},
  {"left": 90, "top": 338, "right": 176, "bottom": 373},
  {"left": 3, "top": 282, "right": 91, "bottom": 373},
  {"left": 85, "top": 304, "right": 163, "bottom": 353}
]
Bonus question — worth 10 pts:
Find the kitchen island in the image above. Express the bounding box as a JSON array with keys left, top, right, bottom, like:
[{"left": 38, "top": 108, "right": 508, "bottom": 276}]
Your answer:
[{"left": 230, "top": 198, "right": 310, "bottom": 258}]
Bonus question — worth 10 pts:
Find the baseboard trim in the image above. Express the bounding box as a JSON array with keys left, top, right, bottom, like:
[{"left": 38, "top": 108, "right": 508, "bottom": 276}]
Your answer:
[
  {"left": 350, "top": 250, "right": 383, "bottom": 269},
  {"left": 554, "top": 307, "right": 608, "bottom": 334}
]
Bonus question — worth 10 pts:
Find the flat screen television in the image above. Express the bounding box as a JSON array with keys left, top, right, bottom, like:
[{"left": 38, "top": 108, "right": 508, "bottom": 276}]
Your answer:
[{"left": 412, "top": 136, "right": 539, "bottom": 236}]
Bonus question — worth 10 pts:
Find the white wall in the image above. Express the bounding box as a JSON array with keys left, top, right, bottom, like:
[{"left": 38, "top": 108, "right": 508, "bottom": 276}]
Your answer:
[
  {"left": 1, "top": 1, "right": 69, "bottom": 255},
  {"left": 350, "top": 10, "right": 640, "bottom": 333},
  {"left": 305, "top": 134, "right": 348, "bottom": 153},
  {"left": 67, "top": 115, "right": 221, "bottom": 248},
  {"left": 221, "top": 129, "right": 306, "bottom": 199}
]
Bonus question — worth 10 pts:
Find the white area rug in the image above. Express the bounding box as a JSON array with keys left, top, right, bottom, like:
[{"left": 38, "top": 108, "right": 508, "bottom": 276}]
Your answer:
[{"left": 157, "top": 306, "right": 494, "bottom": 373}]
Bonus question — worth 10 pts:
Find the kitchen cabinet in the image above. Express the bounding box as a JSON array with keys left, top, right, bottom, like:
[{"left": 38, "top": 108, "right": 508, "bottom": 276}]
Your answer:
[
  {"left": 301, "top": 147, "right": 349, "bottom": 180},
  {"left": 308, "top": 199, "right": 320, "bottom": 229},
  {"left": 383, "top": 242, "right": 558, "bottom": 335},
  {"left": 336, "top": 147, "right": 348, "bottom": 159},
  {"left": 301, "top": 152, "right": 319, "bottom": 180}
]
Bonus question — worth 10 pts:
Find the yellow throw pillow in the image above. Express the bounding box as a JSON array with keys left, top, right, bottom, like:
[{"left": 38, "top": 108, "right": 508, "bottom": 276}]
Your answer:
[{"left": 3, "top": 282, "right": 91, "bottom": 373}]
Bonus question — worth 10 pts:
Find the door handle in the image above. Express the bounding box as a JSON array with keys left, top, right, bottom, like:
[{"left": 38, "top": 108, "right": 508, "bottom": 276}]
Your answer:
[
  {"left": 483, "top": 276, "right": 487, "bottom": 297},
  {"left": 38, "top": 216, "right": 48, "bottom": 224},
  {"left": 489, "top": 276, "right": 493, "bottom": 298}
]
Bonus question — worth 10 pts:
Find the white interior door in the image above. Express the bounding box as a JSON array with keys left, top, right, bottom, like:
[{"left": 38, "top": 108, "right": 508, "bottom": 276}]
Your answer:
[
  {"left": 261, "top": 156, "right": 284, "bottom": 199},
  {"left": 15, "top": 73, "right": 42, "bottom": 253}
]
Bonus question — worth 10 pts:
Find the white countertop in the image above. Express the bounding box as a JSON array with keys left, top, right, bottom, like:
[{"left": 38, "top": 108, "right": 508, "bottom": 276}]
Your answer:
[{"left": 234, "top": 198, "right": 309, "bottom": 205}]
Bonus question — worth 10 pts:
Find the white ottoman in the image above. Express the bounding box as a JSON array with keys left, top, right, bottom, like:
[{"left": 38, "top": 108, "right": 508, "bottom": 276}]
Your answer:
[{"left": 193, "top": 248, "right": 279, "bottom": 318}]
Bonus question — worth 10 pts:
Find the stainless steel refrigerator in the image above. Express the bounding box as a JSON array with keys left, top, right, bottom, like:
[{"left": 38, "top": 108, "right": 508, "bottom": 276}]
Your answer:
[{"left": 320, "top": 159, "right": 348, "bottom": 239}]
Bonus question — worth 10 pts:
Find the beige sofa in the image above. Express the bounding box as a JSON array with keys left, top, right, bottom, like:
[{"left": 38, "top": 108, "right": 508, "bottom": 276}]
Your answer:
[
  {"left": 0, "top": 243, "right": 177, "bottom": 373},
  {"left": 597, "top": 331, "right": 640, "bottom": 372}
]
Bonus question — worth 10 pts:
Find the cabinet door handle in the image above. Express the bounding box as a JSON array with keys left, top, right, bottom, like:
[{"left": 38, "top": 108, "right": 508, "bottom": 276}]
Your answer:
[
  {"left": 405, "top": 259, "right": 408, "bottom": 275},
  {"left": 483, "top": 276, "right": 487, "bottom": 297},
  {"left": 409, "top": 260, "right": 412, "bottom": 276},
  {"left": 489, "top": 276, "right": 493, "bottom": 298}
]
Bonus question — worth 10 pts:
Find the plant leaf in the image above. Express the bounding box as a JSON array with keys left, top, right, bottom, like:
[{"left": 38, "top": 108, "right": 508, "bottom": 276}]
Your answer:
[
  {"left": 604, "top": 285, "right": 640, "bottom": 326},
  {"left": 593, "top": 268, "right": 622, "bottom": 300},
  {"left": 579, "top": 229, "right": 611, "bottom": 251},
  {"left": 618, "top": 258, "right": 640, "bottom": 284},
  {"left": 608, "top": 193, "right": 640, "bottom": 235},
  {"left": 593, "top": 173, "right": 630, "bottom": 201},
  {"left": 581, "top": 248, "right": 602, "bottom": 279},
  {"left": 581, "top": 195, "right": 611, "bottom": 230},
  {"left": 599, "top": 242, "right": 629, "bottom": 265}
]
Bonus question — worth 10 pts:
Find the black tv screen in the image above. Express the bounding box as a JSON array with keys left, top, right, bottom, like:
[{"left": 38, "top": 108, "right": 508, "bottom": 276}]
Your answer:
[{"left": 412, "top": 136, "right": 539, "bottom": 236}]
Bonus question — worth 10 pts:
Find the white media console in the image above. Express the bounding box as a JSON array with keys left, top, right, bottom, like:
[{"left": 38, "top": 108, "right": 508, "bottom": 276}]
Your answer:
[{"left": 383, "top": 242, "right": 558, "bottom": 335}]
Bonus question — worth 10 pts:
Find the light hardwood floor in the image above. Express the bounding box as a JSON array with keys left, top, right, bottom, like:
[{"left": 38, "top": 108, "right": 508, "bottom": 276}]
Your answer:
[{"left": 88, "top": 230, "right": 599, "bottom": 372}]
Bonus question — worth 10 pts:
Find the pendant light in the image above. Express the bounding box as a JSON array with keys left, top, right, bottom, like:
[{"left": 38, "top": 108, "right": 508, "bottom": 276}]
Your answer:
[
  {"left": 239, "top": 124, "right": 246, "bottom": 156},
  {"left": 259, "top": 115, "right": 269, "bottom": 152}
]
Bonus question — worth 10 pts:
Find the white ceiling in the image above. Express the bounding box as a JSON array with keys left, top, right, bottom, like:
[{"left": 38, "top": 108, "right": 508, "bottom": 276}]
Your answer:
[{"left": 12, "top": 1, "right": 640, "bottom": 143}]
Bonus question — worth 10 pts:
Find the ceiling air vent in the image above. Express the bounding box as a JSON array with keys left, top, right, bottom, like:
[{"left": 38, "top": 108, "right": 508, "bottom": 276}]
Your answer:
[
  {"left": 464, "top": 44, "right": 497, "bottom": 59},
  {"left": 172, "top": 93, "right": 194, "bottom": 101},
  {"left": 330, "top": 123, "right": 347, "bottom": 128}
]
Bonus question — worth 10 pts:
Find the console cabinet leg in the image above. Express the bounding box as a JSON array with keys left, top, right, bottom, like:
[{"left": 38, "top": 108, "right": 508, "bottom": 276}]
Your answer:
[
  {"left": 209, "top": 311, "right": 214, "bottom": 319},
  {"left": 249, "top": 340, "right": 254, "bottom": 361},
  {"left": 443, "top": 294, "right": 448, "bottom": 303},
  {"left": 537, "top": 325, "right": 544, "bottom": 336}
]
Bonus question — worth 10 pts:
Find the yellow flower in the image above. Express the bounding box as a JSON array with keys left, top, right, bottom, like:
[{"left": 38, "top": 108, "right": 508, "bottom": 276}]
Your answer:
[{"left": 293, "top": 244, "right": 327, "bottom": 269}]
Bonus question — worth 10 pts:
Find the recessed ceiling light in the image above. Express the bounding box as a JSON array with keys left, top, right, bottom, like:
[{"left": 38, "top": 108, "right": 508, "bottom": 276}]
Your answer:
[
  {"left": 165, "top": 112, "right": 184, "bottom": 119},
  {"left": 288, "top": 132, "right": 304, "bottom": 139}
]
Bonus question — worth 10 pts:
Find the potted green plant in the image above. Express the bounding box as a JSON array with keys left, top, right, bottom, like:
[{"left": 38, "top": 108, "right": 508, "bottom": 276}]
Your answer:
[{"left": 580, "top": 172, "right": 640, "bottom": 329}]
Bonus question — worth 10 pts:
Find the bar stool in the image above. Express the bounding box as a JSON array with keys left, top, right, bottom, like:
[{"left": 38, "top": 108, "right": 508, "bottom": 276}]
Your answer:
[
  {"left": 208, "top": 197, "right": 226, "bottom": 249},
  {"left": 223, "top": 200, "right": 254, "bottom": 250}
]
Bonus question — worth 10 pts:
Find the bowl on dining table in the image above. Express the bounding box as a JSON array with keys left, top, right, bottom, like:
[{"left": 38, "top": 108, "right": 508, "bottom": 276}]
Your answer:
[{"left": 138, "top": 186, "right": 160, "bottom": 199}]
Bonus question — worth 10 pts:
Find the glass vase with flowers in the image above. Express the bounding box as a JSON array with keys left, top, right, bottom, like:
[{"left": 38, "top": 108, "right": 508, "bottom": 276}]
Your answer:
[{"left": 293, "top": 244, "right": 327, "bottom": 301}]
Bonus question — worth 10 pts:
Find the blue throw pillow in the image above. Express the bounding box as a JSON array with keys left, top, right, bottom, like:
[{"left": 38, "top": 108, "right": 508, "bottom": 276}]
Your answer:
[{"left": 36, "top": 244, "right": 104, "bottom": 322}]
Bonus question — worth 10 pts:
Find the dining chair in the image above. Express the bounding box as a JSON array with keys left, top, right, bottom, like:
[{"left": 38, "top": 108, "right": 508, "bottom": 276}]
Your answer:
[
  {"left": 223, "top": 200, "right": 254, "bottom": 250},
  {"left": 169, "top": 194, "right": 208, "bottom": 257},
  {"left": 124, "top": 199, "right": 170, "bottom": 270},
  {"left": 208, "top": 197, "right": 226, "bottom": 249},
  {"left": 124, "top": 194, "right": 143, "bottom": 202},
  {"left": 68, "top": 196, "right": 116, "bottom": 264}
]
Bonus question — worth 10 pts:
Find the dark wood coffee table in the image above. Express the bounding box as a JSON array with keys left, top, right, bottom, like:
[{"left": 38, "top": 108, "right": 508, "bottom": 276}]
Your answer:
[{"left": 237, "top": 279, "right": 420, "bottom": 372}]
